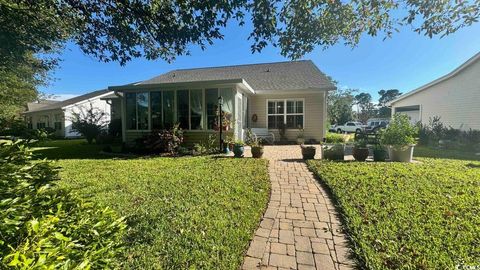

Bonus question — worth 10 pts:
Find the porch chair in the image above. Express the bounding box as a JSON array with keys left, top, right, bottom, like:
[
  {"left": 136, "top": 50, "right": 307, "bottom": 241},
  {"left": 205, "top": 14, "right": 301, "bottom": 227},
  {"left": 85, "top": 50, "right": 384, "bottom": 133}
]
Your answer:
[{"left": 250, "top": 128, "right": 276, "bottom": 144}]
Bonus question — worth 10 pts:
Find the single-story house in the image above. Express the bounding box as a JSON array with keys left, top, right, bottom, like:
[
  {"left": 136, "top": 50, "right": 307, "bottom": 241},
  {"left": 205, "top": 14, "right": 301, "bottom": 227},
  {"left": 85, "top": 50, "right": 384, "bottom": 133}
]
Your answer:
[
  {"left": 24, "top": 89, "right": 121, "bottom": 138},
  {"left": 389, "top": 52, "right": 480, "bottom": 130},
  {"left": 108, "top": 60, "right": 336, "bottom": 144}
]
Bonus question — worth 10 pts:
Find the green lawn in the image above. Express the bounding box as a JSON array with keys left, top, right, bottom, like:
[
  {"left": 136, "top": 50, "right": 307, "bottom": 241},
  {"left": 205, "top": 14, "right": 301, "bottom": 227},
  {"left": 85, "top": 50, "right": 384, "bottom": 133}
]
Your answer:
[
  {"left": 415, "top": 146, "right": 480, "bottom": 161},
  {"left": 33, "top": 139, "right": 112, "bottom": 159},
  {"left": 33, "top": 140, "right": 270, "bottom": 269},
  {"left": 307, "top": 159, "right": 480, "bottom": 269}
]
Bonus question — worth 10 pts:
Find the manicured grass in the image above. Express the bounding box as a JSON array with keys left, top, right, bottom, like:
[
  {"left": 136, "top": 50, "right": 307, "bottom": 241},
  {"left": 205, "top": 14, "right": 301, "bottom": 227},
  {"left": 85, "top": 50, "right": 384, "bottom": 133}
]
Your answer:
[
  {"left": 33, "top": 140, "right": 270, "bottom": 269},
  {"left": 307, "top": 159, "right": 480, "bottom": 269},
  {"left": 33, "top": 139, "right": 111, "bottom": 159},
  {"left": 415, "top": 146, "right": 480, "bottom": 161}
]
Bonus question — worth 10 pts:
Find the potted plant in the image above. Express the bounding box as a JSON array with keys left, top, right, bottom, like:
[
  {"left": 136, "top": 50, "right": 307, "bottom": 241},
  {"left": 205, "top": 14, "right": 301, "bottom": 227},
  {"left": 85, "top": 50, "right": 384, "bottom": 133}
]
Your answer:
[
  {"left": 296, "top": 128, "right": 305, "bottom": 145},
  {"left": 224, "top": 134, "right": 234, "bottom": 152},
  {"left": 380, "top": 114, "right": 418, "bottom": 162},
  {"left": 248, "top": 132, "right": 264, "bottom": 158},
  {"left": 352, "top": 138, "right": 369, "bottom": 161},
  {"left": 233, "top": 140, "right": 245, "bottom": 158},
  {"left": 373, "top": 144, "right": 387, "bottom": 162},
  {"left": 323, "top": 143, "right": 344, "bottom": 161},
  {"left": 251, "top": 142, "right": 264, "bottom": 158},
  {"left": 301, "top": 144, "right": 316, "bottom": 160}
]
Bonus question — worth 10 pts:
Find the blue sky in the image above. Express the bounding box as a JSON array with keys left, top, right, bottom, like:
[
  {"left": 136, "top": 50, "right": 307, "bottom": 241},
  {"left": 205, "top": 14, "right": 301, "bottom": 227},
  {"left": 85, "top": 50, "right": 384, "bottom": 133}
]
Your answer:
[{"left": 42, "top": 20, "right": 480, "bottom": 101}]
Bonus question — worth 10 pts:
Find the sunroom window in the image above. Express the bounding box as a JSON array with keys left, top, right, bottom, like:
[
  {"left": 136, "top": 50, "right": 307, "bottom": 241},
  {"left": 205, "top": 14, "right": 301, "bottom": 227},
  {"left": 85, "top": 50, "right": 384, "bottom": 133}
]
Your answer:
[
  {"left": 176, "top": 90, "right": 189, "bottom": 129},
  {"left": 125, "top": 88, "right": 234, "bottom": 131},
  {"left": 206, "top": 88, "right": 218, "bottom": 130},
  {"left": 125, "top": 92, "right": 149, "bottom": 130},
  {"left": 151, "top": 92, "right": 162, "bottom": 129}
]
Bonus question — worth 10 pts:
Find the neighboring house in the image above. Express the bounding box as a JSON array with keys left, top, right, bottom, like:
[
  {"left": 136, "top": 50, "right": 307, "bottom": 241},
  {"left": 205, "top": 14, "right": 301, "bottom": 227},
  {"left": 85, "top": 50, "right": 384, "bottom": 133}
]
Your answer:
[
  {"left": 108, "top": 60, "right": 336, "bottom": 144},
  {"left": 24, "top": 89, "right": 121, "bottom": 138},
  {"left": 389, "top": 52, "right": 480, "bottom": 130}
]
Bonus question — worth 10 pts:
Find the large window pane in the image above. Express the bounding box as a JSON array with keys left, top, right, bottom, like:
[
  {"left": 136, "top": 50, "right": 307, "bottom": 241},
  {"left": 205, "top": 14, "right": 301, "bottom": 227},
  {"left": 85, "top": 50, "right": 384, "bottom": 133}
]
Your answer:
[
  {"left": 190, "top": 89, "right": 203, "bottom": 130},
  {"left": 287, "top": 115, "right": 303, "bottom": 129},
  {"left": 126, "top": 93, "right": 136, "bottom": 129},
  {"left": 267, "top": 99, "right": 304, "bottom": 130},
  {"left": 296, "top": 101, "right": 303, "bottom": 113},
  {"left": 206, "top": 88, "right": 218, "bottom": 130},
  {"left": 220, "top": 88, "right": 234, "bottom": 129},
  {"left": 220, "top": 88, "right": 234, "bottom": 114},
  {"left": 151, "top": 92, "right": 162, "bottom": 129},
  {"left": 177, "top": 90, "right": 189, "bottom": 129},
  {"left": 287, "top": 101, "right": 295, "bottom": 114},
  {"left": 268, "top": 101, "right": 275, "bottom": 114},
  {"left": 268, "top": 115, "right": 283, "bottom": 129},
  {"left": 137, "top": 92, "right": 149, "bottom": 130},
  {"left": 163, "top": 91, "right": 174, "bottom": 128}
]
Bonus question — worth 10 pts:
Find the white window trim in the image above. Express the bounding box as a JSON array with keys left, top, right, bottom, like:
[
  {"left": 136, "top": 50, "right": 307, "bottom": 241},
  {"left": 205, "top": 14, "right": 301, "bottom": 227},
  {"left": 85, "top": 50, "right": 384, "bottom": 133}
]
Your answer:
[{"left": 266, "top": 98, "right": 305, "bottom": 130}]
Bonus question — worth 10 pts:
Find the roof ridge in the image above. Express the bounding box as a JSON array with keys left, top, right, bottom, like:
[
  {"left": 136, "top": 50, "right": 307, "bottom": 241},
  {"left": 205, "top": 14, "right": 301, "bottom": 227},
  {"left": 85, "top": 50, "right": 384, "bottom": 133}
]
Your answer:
[{"left": 169, "top": 60, "right": 312, "bottom": 73}]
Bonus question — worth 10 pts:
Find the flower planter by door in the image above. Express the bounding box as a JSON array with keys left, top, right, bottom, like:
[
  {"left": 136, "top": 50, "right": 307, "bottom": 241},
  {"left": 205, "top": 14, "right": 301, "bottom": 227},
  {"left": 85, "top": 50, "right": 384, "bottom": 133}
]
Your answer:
[
  {"left": 251, "top": 146, "right": 264, "bottom": 158},
  {"left": 233, "top": 145, "right": 244, "bottom": 158}
]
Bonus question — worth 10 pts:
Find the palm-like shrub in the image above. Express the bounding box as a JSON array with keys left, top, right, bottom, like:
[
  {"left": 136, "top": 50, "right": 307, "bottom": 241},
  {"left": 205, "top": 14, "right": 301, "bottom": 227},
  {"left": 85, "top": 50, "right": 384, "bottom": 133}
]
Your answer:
[
  {"left": 0, "top": 141, "right": 126, "bottom": 268},
  {"left": 71, "top": 103, "right": 109, "bottom": 144}
]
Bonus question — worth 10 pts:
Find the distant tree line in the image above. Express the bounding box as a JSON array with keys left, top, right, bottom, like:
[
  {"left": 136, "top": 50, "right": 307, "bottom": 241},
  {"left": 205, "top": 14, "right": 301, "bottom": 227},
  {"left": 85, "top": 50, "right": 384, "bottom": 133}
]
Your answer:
[{"left": 327, "top": 87, "right": 402, "bottom": 125}]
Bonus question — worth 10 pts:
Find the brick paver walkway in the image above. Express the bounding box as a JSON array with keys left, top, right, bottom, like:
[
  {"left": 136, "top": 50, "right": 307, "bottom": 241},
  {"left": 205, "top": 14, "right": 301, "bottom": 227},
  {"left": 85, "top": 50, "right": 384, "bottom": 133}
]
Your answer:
[{"left": 242, "top": 146, "right": 355, "bottom": 270}]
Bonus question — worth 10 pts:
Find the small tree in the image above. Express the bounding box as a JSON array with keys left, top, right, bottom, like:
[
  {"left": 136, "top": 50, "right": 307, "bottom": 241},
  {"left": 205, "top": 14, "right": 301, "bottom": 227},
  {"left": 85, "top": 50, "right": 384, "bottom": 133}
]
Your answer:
[{"left": 71, "top": 103, "right": 108, "bottom": 144}]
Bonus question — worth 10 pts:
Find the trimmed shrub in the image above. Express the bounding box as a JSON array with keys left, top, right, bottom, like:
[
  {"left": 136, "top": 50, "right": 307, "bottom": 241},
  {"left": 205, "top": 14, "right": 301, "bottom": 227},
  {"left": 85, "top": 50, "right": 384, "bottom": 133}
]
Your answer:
[
  {"left": 0, "top": 141, "right": 126, "bottom": 269},
  {"left": 135, "top": 124, "right": 184, "bottom": 154},
  {"left": 418, "top": 116, "right": 480, "bottom": 151},
  {"left": 325, "top": 132, "right": 345, "bottom": 143}
]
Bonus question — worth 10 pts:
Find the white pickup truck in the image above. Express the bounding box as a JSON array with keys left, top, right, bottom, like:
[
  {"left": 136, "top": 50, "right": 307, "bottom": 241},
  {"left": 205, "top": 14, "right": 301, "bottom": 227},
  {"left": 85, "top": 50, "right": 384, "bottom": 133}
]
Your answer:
[{"left": 335, "top": 122, "right": 367, "bottom": 133}]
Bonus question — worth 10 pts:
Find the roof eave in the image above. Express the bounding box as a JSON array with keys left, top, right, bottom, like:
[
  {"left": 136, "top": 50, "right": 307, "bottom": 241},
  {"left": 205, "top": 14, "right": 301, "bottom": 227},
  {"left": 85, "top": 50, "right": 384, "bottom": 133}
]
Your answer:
[
  {"left": 109, "top": 78, "right": 247, "bottom": 91},
  {"left": 255, "top": 86, "right": 335, "bottom": 94}
]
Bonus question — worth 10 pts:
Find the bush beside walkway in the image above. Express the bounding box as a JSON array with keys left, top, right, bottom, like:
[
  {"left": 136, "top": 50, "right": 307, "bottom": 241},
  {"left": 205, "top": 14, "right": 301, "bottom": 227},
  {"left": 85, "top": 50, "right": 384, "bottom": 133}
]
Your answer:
[{"left": 307, "top": 158, "right": 480, "bottom": 269}]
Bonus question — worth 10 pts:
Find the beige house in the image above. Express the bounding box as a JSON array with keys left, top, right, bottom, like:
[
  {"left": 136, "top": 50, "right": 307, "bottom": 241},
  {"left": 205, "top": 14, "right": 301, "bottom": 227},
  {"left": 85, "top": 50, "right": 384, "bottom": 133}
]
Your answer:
[
  {"left": 389, "top": 52, "right": 480, "bottom": 130},
  {"left": 109, "top": 60, "right": 335, "bottom": 144},
  {"left": 24, "top": 89, "right": 120, "bottom": 138}
]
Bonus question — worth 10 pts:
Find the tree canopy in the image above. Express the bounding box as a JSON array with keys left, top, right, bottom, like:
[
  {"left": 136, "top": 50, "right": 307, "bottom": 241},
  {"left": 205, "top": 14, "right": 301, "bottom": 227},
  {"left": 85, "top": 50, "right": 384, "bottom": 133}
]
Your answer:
[
  {"left": 1, "top": 0, "right": 479, "bottom": 117},
  {"left": 377, "top": 89, "right": 402, "bottom": 118}
]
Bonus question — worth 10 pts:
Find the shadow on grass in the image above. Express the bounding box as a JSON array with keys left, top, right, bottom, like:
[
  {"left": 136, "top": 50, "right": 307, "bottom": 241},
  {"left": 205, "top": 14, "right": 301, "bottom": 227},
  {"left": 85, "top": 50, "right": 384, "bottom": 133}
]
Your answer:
[{"left": 32, "top": 139, "right": 128, "bottom": 160}]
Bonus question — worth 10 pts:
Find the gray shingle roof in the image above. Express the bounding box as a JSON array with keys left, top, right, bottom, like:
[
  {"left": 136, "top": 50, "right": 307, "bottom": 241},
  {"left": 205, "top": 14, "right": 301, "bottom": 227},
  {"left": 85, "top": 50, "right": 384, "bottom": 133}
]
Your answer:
[
  {"left": 26, "top": 100, "right": 60, "bottom": 111},
  {"left": 139, "top": 60, "right": 335, "bottom": 92},
  {"left": 24, "top": 89, "right": 110, "bottom": 113}
]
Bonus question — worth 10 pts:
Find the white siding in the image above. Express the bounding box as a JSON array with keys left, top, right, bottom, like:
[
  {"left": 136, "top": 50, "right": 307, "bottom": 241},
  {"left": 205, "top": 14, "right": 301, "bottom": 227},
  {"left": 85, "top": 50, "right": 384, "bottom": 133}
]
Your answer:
[
  {"left": 27, "top": 109, "right": 64, "bottom": 137},
  {"left": 392, "top": 59, "right": 480, "bottom": 130},
  {"left": 64, "top": 97, "right": 112, "bottom": 138},
  {"left": 249, "top": 92, "right": 326, "bottom": 142}
]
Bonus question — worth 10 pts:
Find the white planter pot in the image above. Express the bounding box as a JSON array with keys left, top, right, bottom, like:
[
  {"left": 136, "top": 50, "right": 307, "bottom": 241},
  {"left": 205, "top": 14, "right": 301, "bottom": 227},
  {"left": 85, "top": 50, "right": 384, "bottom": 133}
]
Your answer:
[{"left": 388, "top": 145, "right": 415, "bottom": 162}]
